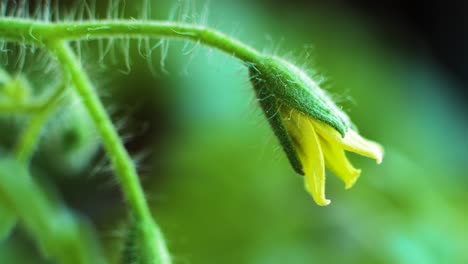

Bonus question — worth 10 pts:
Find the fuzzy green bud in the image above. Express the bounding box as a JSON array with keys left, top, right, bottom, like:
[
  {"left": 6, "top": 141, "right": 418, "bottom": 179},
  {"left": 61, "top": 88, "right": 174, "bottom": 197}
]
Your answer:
[
  {"left": 41, "top": 101, "right": 99, "bottom": 175},
  {"left": 249, "top": 55, "right": 350, "bottom": 175},
  {"left": 0, "top": 74, "right": 32, "bottom": 104},
  {"left": 249, "top": 55, "right": 383, "bottom": 206}
]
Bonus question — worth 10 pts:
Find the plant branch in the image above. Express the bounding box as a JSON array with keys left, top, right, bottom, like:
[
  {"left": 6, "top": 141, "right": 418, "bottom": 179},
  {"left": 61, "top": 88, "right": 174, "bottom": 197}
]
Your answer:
[
  {"left": 49, "top": 40, "right": 171, "bottom": 264},
  {"left": 14, "top": 82, "right": 66, "bottom": 163},
  {"left": 0, "top": 18, "right": 262, "bottom": 63},
  {"left": 0, "top": 103, "right": 43, "bottom": 113}
]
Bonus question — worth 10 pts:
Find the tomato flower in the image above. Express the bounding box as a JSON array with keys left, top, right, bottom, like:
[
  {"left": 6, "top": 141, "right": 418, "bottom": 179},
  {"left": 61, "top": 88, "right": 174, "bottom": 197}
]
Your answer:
[{"left": 249, "top": 56, "right": 383, "bottom": 206}]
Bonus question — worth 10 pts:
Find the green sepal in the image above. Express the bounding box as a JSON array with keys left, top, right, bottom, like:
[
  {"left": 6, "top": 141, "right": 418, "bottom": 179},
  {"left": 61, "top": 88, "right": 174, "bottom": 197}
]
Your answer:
[
  {"left": 249, "top": 66, "right": 304, "bottom": 175},
  {"left": 251, "top": 56, "right": 350, "bottom": 136}
]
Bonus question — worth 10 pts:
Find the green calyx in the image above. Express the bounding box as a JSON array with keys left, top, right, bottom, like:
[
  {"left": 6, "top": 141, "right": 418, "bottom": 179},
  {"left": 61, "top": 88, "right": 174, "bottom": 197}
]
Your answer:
[
  {"left": 248, "top": 56, "right": 351, "bottom": 175},
  {"left": 250, "top": 70, "right": 304, "bottom": 175}
]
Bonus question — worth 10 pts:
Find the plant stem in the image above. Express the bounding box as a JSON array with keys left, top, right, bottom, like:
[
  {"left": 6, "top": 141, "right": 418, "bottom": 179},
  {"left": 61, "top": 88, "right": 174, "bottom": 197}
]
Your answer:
[
  {"left": 0, "top": 18, "right": 262, "bottom": 63},
  {"left": 50, "top": 40, "right": 170, "bottom": 263},
  {"left": 14, "top": 83, "right": 66, "bottom": 163},
  {"left": 0, "top": 103, "right": 43, "bottom": 113}
]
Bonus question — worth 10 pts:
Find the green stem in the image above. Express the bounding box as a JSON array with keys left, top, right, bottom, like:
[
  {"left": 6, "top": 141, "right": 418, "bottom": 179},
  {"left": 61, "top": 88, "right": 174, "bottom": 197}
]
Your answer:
[
  {"left": 0, "top": 103, "right": 43, "bottom": 113},
  {"left": 50, "top": 40, "right": 170, "bottom": 263},
  {"left": 14, "top": 83, "right": 66, "bottom": 163},
  {"left": 0, "top": 18, "right": 262, "bottom": 63}
]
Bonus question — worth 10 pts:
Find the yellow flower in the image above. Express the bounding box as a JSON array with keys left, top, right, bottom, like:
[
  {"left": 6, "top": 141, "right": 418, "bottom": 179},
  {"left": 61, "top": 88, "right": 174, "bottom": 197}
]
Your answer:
[
  {"left": 248, "top": 55, "right": 383, "bottom": 206},
  {"left": 280, "top": 107, "right": 383, "bottom": 206}
]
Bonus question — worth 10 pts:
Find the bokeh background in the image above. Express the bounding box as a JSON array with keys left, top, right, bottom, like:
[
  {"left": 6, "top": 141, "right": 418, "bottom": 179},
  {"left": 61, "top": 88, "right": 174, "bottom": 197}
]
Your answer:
[{"left": 1, "top": 0, "right": 467, "bottom": 263}]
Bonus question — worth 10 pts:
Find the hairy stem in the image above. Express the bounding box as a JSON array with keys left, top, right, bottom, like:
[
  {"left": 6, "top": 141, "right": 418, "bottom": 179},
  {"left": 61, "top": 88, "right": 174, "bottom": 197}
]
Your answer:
[
  {"left": 14, "top": 83, "right": 66, "bottom": 163},
  {"left": 50, "top": 40, "right": 170, "bottom": 264},
  {"left": 0, "top": 18, "right": 262, "bottom": 63}
]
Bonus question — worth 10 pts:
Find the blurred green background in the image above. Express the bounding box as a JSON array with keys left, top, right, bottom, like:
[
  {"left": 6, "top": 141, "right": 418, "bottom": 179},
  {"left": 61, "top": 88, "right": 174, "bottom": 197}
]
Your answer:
[{"left": 1, "top": 0, "right": 467, "bottom": 263}]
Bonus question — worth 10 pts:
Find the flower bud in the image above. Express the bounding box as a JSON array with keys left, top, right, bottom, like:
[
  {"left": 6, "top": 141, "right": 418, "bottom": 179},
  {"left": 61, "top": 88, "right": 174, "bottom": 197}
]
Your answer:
[
  {"left": 249, "top": 55, "right": 383, "bottom": 206},
  {"left": 0, "top": 72, "right": 32, "bottom": 104}
]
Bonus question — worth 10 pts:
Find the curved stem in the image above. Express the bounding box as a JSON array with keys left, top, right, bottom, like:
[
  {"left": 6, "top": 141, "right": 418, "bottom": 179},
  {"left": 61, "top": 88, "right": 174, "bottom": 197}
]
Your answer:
[
  {"left": 50, "top": 40, "right": 170, "bottom": 263},
  {"left": 0, "top": 18, "right": 262, "bottom": 63}
]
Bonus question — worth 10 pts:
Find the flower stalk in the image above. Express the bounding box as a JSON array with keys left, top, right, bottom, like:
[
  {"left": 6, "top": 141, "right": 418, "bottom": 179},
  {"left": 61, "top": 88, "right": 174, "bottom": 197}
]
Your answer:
[
  {"left": 14, "top": 82, "right": 67, "bottom": 163},
  {"left": 0, "top": 18, "right": 261, "bottom": 63}
]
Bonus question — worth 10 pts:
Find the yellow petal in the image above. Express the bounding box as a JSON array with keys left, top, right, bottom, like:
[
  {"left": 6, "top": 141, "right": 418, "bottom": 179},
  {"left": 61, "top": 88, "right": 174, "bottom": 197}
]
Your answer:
[
  {"left": 281, "top": 109, "right": 330, "bottom": 206},
  {"left": 319, "top": 136, "right": 361, "bottom": 189},
  {"left": 342, "top": 129, "right": 383, "bottom": 164},
  {"left": 311, "top": 119, "right": 383, "bottom": 164}
]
